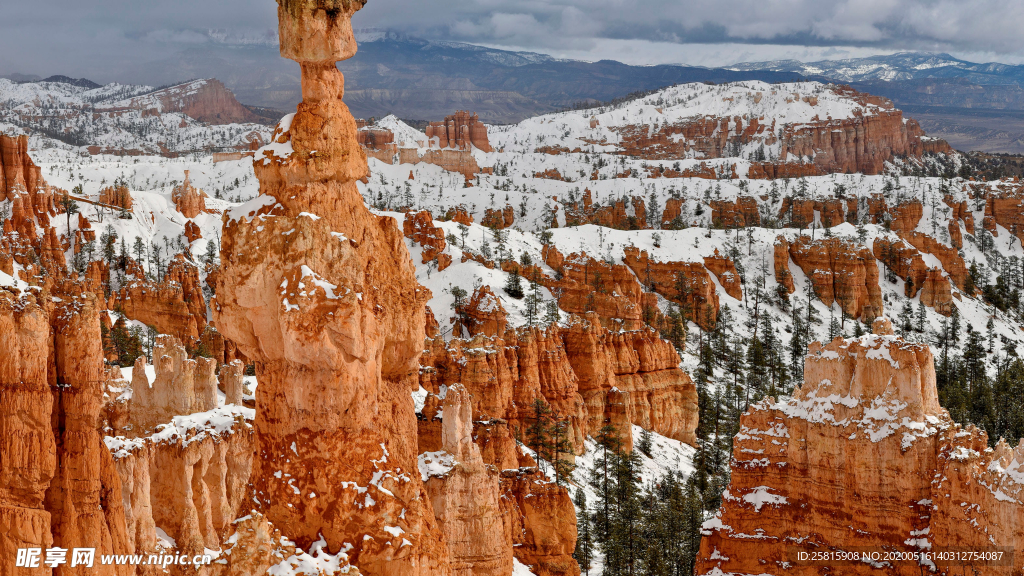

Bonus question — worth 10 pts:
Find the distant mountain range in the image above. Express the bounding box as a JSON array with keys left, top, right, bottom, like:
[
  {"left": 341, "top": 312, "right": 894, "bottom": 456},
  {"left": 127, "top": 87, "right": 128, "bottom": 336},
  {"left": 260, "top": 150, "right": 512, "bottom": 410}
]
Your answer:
[
  {"left": 7, "top": 37, "right": 1024, "bottom": 153},
  {"left": 729, "top": 52, "right": 1024, "bottom": 86}
]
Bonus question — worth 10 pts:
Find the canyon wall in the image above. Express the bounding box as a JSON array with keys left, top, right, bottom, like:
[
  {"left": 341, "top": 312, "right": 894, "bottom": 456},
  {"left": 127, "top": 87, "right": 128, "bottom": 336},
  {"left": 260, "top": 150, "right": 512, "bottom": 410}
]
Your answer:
[
  {"left": 419, "top": 314, "right": 699, "bottom": 453},
  {"left": 610, "top": 86, "right": 952, "bottom": 175}
]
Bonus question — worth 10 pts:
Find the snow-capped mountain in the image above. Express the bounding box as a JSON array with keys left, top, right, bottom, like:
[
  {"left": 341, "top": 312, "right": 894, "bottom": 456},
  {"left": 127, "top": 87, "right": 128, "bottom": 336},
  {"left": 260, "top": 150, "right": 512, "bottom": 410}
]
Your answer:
[{"left": 729, "top": 52, "right": 1024, "bottom": 86}]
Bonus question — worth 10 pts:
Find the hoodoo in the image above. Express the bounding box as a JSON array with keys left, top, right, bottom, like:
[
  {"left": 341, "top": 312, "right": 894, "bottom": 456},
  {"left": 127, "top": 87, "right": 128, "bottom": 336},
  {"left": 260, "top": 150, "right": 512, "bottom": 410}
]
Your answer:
[
  {"left": 212, "top": 0, "right": 449, "bottom": 573},
  {"left": 696, "top": 322, "right": 1024, "bottom": 576}
]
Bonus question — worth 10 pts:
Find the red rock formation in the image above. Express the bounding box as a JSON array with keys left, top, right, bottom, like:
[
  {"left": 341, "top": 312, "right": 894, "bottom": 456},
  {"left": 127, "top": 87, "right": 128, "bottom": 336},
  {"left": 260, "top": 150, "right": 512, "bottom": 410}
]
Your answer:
[
  {"left": 107, "top": 402, "right": 254, "bottom": 562},
  {"left": 945, "top": 194, "right": 976, "bottom": 235},
  {"left": 563, "top": 192, "right": 649, "bottom": 231},
  {"left": 873, "top": 235, "right": 928, "bottom": 297},
  {"left": 128, "top": 335, "right": 218, "bottom": 433},
  {"left": 184, "top": 220, "right": 202, "bottom": 243},
  {"left": 358, "top": 127, "right": 398, "bottom": 163},
  {"left": 110, "top": 78, "right": 261, "bottom": 125},
  {"left": 482, "top": 205, "right": 515, "bottom": 229},
  {"left": 622, "top": 246, "right": 720, "bottom": 329},
  {"left": 984, "top": 186, "right": 1024, "bottom": 240},
  {"left": 703, "top": 249, "right": 743, "bottom": 300},
  {"left": 901, "top": 231, "right": 969, "bottom": 291},
  {"left": 400, "top": 147, "right": 481, "bottom": 181},
  {"left": 889, "top": 200, "right": 923, "bottom": 233},
  {"left": 403, "top": 209, "right": 450, "bottom": 270},
  {"left": 774, "top": 236, "right": 795, "bottom": 294},
  {"left": 778, "top": 197, "right": 815, "bottom": 228},
  {"left": 114, "top": 254, "right": 207, "bottom": 345},
  {"left": 0, "top": 288, "right": 138, "bottom": 576},
  {"left": 98, "top": 184, "right": 133, "bottom": 211},
  {"left": 610, "top": 87, "right": 951, "bottom": 175},
  {"left": 501, "top": 469, "right": 579, "bottom": 576},
  {"left": 0, "top": 133, "right": 43, "bottom": 200},
  {"left": 426, "top": 111, "right": 492, "bottom": 152},
  {"left": 787, "top": 235, "right": 883, "bottom": 321},
  {"left": 711, "top": 196, "right": 760, "bottom": 228},
  {"left": 170, "top": 170, "right": 207, "bottom": 219},
  {"left": 456, "top": 285, "right": 507, "bottom": 338},
  {"left": 661, "top": 197, "right": 685, "bottom": 228},
  {"left": 420, "top": 315, "right": 698, "bottom": 455},
  {"left": 422, "top": 385, "right": 513, "bottom": 576},
  {"left": 919, "top": 267, "right": 953, "bottom": 316},
  {"left": 213, "top": 1, "right": 451, "bottom": 571},
  {"left": 696, "top": 332, "right": 1024, "bottom": 576},
  {"left": 747, "top": 161, "right": 823, "bottom": 179},
  {"left": 543, "top": 246, "right": 649, "bottom": 331},
  {"left": 442, "top": 206, "right": 474, "bottom": 225}
]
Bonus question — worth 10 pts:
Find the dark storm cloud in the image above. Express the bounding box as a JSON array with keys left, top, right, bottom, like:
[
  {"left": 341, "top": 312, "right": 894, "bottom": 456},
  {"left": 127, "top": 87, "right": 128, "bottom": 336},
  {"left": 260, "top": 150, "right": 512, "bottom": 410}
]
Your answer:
[{"left": 3, "top": 0, "right": 1024, "bottom": 80}]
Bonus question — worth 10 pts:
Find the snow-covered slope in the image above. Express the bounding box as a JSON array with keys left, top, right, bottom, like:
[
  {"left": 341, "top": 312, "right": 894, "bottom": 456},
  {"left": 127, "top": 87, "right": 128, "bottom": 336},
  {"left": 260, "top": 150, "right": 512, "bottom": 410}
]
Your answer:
[
  {"left": 0, "top": 78, "right": 272, "bottom": 155},
  {"left": 490, "top": 81, "right": 886, "bottom": 158}
]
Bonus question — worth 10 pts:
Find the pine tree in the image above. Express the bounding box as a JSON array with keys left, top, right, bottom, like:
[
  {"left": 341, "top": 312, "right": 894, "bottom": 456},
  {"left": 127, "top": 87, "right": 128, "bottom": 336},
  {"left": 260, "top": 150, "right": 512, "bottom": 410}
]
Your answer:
[
  {"left": 504, "top": 270, "right": 524, "bottom": 299},
  {"left": 637, "top": 428, "right": 653, "bottom": 458},
  {"left": 526, "top": 398, "right": 554, "bottom": 474},
  {"left": 573, "top": 489, "right": 594, "bottom": 575}
]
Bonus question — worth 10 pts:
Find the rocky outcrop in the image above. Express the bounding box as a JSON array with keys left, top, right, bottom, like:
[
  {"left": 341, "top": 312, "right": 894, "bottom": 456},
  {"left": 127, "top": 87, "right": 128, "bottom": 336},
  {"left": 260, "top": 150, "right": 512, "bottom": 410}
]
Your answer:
[
  {"left": 0, "top": 133, "right": 43, "bottom": 199},
  {"left": 543, "top": 246, "right": 651, "bottom": 331},
  {"left": 482, "top": 205, "right": 515, "bottom": 230},
  {"left": 564, "top": 191, "right": 648, "bottom": 230},
  {"left": 422, "top": 385, "right": 512, "bottom": 576},
  {"left": 358, "top": 127, "right": 397, "bottom": 163},
  {"left": 889, "top": 200, "right": 923, "bottom": 233},
  {"left": 114, "top": 254, "right": 208, "bottom": 344},
  {"left": 611, "top": 86, "right": 951, "bottom": 175},
  {"left": 213, "top": 1, "right": 450, "bottom": 572},
  {"left": 501, "top": 469, "right": 579, "bottom": 576},
  {"left": 900, "top": 231, "right": 968, "bottom": 291},
  {"left": 696, "top": 331, "right": 1024, "bottom": 576},
  {"left": 455, "top": 285, "right": 507, "bottom": 338},
  {"left": 98, "top": 184, "right": 133, "bottom": 211},
  {"left": 404, "top": 210, "right": 452, "bottom": 270},
  {"left": 774, "top": 237, "right": 796, "bottom": 294},
  {"left": 0, "top": 288, "right": 137, "bottom": 576},
  {"left": 106, "top": 404, "right": 255, "bottom": 561},
  {"left": 170, "top": 170, "right": 207, "bottom": 219},
  {"left": 622, "top": 246, "right": 721, "bottom": 329},
  {"left": 110, "top": 78, "right": 262, "bottom": 125},
  {"left": 420, "top": 315, "right": 698, "bottom": 453},
  {"left": 703, "top": 249, "right": 743, "bottom": 300},
  {"left": 184, "top": 220, "right": 202, "bottom": 243},
  {"left": 919, "top": 267, "right": 953, "bottom": 315},
  {"left": 399, "top": 147, "right": 481, "bottom": 182},
  {"left": 787, "top": 235, "right": 883, "bottom": 321},
  {"left": 711, "top": 196, "right": 760, "bottom": 228},
  {"left": 873, "top": 235, "right": 928, "bottom": 296},
  {"left": 426, "top": 111, "right": 492, "bottom": 152},
  {"left": 128, "top": 335, "right": 218, "bottom": 433}
]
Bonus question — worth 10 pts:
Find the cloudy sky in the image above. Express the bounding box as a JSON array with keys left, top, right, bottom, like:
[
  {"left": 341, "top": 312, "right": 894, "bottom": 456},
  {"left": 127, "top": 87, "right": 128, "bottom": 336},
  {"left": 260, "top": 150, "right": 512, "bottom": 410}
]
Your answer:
[{"left": 4, "top": 0, "right": 1024, "bottom": 81}]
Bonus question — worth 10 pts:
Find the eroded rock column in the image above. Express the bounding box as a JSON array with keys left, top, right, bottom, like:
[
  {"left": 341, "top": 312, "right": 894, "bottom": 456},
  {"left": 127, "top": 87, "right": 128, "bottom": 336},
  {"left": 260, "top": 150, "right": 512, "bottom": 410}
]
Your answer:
[{"left": 213, "top": 0, "right": 447, "bottom": 573}]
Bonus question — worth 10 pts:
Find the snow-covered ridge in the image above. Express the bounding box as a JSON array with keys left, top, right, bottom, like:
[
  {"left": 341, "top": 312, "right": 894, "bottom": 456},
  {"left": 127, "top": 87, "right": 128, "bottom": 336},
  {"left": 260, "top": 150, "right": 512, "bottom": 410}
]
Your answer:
[
  {"left": 0, "top": 77, "right": 273, "bottom": 156},
  {"left": 490, "top": 81, "right": 887, "bottom": 154}
]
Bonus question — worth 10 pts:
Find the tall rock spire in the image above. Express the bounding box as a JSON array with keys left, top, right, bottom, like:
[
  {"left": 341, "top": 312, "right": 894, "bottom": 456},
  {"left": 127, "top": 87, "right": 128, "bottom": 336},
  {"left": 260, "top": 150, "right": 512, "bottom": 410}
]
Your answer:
[{"left": 213, "top": 0, "right": 448, "bottom": 572}]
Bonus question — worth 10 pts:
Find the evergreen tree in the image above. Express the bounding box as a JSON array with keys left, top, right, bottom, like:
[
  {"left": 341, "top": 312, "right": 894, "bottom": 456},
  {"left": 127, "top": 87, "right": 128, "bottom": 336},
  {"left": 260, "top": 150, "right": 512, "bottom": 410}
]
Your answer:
[
  {"left": 573, "top": 489, "right": 594, "bottom": 575},
  {"left": 504, "top": 270, "right": 525, "bottom": 299},
  {"left": 637, "top": 428, "right": 653, "bottom": 458}
]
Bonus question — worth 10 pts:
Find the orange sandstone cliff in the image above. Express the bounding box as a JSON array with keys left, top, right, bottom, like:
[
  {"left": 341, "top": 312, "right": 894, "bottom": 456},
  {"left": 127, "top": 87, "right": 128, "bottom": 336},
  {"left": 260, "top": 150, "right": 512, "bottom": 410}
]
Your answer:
[{"left": 696, "top": 324, "right": 1024, "bottom": 576}]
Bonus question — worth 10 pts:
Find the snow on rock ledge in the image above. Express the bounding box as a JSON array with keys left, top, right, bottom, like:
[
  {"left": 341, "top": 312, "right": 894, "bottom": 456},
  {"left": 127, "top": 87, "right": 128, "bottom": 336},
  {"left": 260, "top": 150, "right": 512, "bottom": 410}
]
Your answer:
[{"left": 696, "top": 330, "right": 1024, "bottom": 575}]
